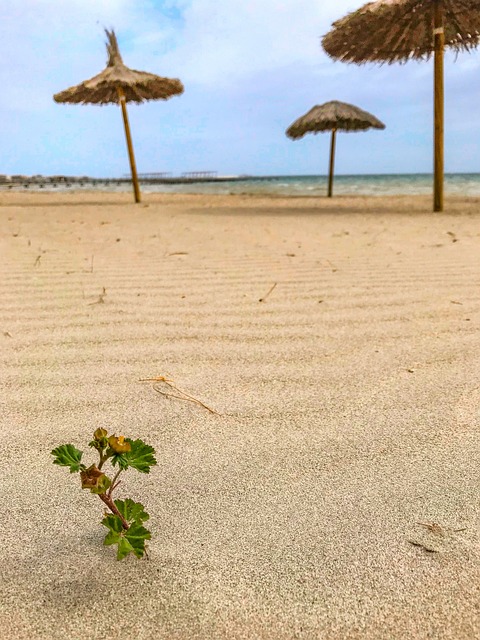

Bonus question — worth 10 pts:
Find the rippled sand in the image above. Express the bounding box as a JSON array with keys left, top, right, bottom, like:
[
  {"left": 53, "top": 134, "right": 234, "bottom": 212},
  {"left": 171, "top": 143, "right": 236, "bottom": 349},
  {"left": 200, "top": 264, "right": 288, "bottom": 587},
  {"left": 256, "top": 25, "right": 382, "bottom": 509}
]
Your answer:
[{"left": 1, "top": 191, "right": 480, "bottom": 639}]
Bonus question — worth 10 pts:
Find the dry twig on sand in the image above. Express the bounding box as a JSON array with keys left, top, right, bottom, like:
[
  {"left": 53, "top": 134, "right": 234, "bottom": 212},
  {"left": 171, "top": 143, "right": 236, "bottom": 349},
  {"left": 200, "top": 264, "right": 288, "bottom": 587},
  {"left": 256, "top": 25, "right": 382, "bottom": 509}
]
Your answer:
[
  {"left": 259, "top": 282, "right": 277, "bottom": 302},
  {"left": 139, "top": 376, "right": 220, "bottom": 415},
  {"left": 88, "top": 287, "right": 107, "bottom": 305},
  {"left": 416, "top": 522, "right": 445, "bottom": 536},
  {"left": 417, "top": 521, "right": 467, "bottom": 534},
  {"left": 324, "top": 259, "right": 338, "bottom": 273},
  {"left": 407, "top": 540, "right": 439, "bottom": 553},
  {"left": 408, "top": 521, "right": 468, "bottom": 553}
]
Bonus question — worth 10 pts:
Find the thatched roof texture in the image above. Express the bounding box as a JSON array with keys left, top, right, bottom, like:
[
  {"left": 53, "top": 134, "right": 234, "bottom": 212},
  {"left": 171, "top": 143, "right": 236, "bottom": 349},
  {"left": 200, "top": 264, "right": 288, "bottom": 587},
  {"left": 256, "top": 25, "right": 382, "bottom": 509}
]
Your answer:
[
  {"left": 54, "top": 30, "right": 184, "bottom": 105},
  {"left": 286, "top": 101, "right": 385, "bottom": 139},
  {"left": 322, "top": 0, "right": 480, "bottom": 64}
]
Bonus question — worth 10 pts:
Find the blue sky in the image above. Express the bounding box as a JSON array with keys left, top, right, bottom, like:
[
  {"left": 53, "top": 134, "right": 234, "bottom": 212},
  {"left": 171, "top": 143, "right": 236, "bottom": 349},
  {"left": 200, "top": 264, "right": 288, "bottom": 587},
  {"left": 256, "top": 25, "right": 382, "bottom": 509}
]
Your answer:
[{"left": 2, "top": 0, "right": 480, "bottom": 177}]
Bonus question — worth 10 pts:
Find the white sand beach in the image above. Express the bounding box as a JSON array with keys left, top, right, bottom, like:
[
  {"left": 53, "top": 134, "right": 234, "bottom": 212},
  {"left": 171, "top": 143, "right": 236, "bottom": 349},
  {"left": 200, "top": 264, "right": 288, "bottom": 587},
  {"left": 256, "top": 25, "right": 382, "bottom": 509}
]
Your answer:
[{"left": 1, "top": 191, "right": 480, "bottom": 639}]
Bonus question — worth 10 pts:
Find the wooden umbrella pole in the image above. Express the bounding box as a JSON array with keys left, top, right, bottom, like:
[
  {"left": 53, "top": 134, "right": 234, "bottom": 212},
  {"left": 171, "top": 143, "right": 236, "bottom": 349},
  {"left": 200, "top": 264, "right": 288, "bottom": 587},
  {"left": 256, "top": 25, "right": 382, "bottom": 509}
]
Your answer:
[
  {"left": 433, "top": 0, "right": 444, "bottom": 212},
  {"left": 328, "top": 128, "right": 337, "bottom": 197},
  {"left": 117, "top": 87, "right": 141, "bottom": 203}
]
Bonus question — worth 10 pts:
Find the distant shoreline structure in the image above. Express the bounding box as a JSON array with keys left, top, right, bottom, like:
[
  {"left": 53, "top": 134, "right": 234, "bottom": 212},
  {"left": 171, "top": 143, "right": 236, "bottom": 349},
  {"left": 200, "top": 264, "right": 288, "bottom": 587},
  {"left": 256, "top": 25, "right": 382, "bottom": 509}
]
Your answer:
[
  {"left": 3, "top": 171, "right": 480, "bottom": 187},
  {"left": 3, "top": 172, "right": 480, "bottom": 197},
  {"left": 0, "top": 172, "right": 255, "bottom": 187}
]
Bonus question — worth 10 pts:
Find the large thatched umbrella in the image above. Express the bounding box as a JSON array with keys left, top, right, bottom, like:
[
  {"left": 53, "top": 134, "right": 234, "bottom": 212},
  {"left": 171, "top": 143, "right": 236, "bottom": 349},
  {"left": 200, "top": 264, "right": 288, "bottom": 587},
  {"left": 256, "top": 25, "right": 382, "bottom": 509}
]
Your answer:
[
  {"left": 286, "top": 101, "right": 385, "bottom": 197},
  {"left": 54, "top": 30, "right": 184, "bottom": 203},
  {"left": 322, "top": 0, "right": 480, "bottom": 212}
]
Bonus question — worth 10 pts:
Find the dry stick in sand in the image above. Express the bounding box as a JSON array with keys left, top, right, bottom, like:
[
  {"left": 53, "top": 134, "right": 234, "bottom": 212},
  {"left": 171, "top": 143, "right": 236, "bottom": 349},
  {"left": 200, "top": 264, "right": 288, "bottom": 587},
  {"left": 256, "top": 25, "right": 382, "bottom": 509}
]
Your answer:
[
  {"left": 324, "top": 259, "right": 338, "bottom": 273},
  {"left": 407, "top": 540, "right": 438, "bottom": 553},
  {"left": 34, "top": 255, "right": 42, "bottom": 267},
  {"left": 139, "top": 376, "right": 220, "bottom": 415},
  {"left": 88, "top": 287, "right": 107, "bottom": 305},
  {"left": 259, "top": 282, "right": 277, "bottom": 302},
  {"left": 417, "top": 521, "right": 467, "bottom": 534},
  {"left": 416, "top": 522, "right": 445, "bottom": 536}
]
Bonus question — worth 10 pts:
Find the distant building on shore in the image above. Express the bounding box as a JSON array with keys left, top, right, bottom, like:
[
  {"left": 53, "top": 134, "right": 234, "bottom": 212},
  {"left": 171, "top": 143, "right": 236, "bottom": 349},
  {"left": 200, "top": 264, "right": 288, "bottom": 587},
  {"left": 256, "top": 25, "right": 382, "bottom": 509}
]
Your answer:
[{"left": 181, "top": 171, "right": 218, "bottom": 179}]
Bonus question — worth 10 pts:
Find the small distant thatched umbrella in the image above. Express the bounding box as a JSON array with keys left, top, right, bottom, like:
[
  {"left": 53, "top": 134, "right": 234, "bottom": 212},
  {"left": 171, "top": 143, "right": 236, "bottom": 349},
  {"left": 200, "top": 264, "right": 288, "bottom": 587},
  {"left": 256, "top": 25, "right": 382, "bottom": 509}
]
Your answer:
[
  {"left": 322, "top": 0, "right": 480, "bottom": 212},
  {"left": 286, "top": 101, "right": 385, "bottom": 197},
  {"left": 54, "top": 29, "right": 184, "bottom": 203}
]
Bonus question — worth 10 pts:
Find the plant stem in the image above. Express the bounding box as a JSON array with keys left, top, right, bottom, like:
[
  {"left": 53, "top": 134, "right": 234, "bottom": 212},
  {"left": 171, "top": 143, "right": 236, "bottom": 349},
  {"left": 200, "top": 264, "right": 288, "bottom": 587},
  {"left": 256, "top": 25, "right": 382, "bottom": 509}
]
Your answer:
[
  {"left": 99, "top": 493, "right": 129, "bottom": 530},
  {"left": 98, "top": 450, "right": 111, "bottom": 470},
  {"left": 108, "top": 470, "right": 122, "bottom": 497}
]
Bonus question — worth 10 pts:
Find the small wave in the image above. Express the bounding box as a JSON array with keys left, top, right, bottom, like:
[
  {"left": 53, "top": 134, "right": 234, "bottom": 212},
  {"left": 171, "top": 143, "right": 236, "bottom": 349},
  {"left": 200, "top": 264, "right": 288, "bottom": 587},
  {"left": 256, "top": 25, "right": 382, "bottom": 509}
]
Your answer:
[{"left": 6, "top": 174, "right": 480, "bottom": 197}]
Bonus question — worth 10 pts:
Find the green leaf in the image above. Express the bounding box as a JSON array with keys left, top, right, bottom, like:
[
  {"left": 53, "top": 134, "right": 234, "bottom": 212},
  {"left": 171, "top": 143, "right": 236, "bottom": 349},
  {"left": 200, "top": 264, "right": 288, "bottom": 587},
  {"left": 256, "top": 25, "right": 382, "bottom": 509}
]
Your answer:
[
  {"left": 114, "top": 499, "right": 149, "bottom": 524},
  {"left": 122, "top": 522, "right": 151, "bottom": 559},
  {"left": 101, "top": 514, "right": 151, "bottom": 560},
  {"left": 102, "top": 514, "right": 124, "bottom": 537},
  {"left": 116, "top": 537, "right": 135, "bottom": 560},
  {"left": 51, "top": 444, "right": 85, "bottom": 473},
  {"left": 116, "top": 439, "right": 157, "bottom": 473},
  {"left": 104, "top": 529, "right": 121, "bottom": 546},
  {"left": 110, "top": 452, "right": 129, "bottom": 471}
]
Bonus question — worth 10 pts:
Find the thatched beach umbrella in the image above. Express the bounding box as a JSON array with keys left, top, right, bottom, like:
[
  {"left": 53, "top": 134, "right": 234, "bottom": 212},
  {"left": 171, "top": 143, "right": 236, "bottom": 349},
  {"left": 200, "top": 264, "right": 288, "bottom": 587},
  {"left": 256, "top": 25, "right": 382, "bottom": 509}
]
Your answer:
[
  {"left": 322, "top": 0, "right": 480, "bottom": 212},
  {"left": 54, "top": 30, "right": 184, "bottom": 203},
  {"left": 286, "top": 101, "right": 385, "bottom": 197}
]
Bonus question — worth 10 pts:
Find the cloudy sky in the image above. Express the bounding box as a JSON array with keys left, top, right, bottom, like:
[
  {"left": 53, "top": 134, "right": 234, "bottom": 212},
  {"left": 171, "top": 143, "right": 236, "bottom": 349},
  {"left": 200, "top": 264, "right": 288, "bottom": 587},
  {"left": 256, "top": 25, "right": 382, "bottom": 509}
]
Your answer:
[{"left": 2, "top": 0, "right": 480, "bottom": 177}]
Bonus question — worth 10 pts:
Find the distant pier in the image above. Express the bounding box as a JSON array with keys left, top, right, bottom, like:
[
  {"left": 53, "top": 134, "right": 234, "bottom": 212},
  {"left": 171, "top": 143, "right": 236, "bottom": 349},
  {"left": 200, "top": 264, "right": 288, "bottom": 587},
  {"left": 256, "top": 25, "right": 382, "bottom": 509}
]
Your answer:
[{"left": 0, "top": 171, "right": 252, "bottom": 189}]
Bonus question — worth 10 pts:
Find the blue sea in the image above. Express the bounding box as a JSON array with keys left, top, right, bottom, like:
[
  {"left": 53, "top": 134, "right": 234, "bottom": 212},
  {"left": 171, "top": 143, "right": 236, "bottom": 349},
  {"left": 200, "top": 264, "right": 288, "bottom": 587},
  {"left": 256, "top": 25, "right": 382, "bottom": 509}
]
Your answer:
[
  {"left": 137, "top": 173, "right": 480, "bottom": 197},
  {"left": 8, "top": 173, "right": 480, "bottom": 197}
]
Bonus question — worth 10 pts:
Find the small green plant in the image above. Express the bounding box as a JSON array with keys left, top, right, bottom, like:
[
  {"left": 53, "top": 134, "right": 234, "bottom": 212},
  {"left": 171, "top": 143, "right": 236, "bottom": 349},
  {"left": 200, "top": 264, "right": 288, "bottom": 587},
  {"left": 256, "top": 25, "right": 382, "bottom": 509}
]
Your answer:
[{"left": 51, "top": 428, "right": 157, "bottom": 560}]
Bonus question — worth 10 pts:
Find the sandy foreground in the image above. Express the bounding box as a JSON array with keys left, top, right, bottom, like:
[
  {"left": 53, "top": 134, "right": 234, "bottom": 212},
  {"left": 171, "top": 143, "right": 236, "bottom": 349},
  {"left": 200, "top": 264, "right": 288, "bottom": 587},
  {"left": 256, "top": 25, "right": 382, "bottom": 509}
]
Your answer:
[{"left": 1, "top": 191, "right": 480, "bottom": 639}]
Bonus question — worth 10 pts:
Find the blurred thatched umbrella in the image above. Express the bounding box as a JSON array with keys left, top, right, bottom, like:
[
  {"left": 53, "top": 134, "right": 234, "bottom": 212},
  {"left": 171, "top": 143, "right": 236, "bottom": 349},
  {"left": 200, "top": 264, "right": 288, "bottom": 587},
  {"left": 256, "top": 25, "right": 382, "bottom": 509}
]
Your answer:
[
  {"left": 286, "top": 101, "right": 385, "bottom": 197},
  {"left": 322, "top": 0, "right": 480, "bottom": 212},
  {"left": 54, "top": 29, "right": 184, "bottom": 203}
]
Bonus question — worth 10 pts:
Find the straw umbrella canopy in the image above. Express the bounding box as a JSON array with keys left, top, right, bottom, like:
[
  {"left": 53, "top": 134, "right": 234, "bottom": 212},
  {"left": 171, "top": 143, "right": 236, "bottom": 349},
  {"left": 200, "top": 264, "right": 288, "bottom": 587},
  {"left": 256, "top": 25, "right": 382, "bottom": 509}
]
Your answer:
[
  {"left": 286, "top": 101, "right": 385, "bottom": 197},
  {"left": 54, "top": 30, "right": 184, "bottom": 203},
  {"left": 322, "top": 0, "right": 480, "bottom": 212}
]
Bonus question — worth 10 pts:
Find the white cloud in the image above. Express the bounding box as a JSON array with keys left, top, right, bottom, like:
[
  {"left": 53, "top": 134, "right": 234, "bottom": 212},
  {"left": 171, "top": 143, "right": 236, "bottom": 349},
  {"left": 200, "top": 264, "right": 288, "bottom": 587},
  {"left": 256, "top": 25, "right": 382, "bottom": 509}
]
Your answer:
[
  {"left": 0, "top": 1, "right": 152, "bottom": 111},
  {"left": 161, "top": 0, "right": 353, "bottom": 85}
]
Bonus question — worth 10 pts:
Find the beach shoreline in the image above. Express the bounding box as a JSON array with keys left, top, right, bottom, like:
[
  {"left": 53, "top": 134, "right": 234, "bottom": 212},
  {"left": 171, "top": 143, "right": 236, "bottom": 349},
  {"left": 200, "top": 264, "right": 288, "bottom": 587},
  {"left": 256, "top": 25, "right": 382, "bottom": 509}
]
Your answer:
[
  {"left": 2, "top": 188, "right": 480, "bottom": 209},
  {"left": 5, "top": 172, "right": 480, "bottom": 199}
]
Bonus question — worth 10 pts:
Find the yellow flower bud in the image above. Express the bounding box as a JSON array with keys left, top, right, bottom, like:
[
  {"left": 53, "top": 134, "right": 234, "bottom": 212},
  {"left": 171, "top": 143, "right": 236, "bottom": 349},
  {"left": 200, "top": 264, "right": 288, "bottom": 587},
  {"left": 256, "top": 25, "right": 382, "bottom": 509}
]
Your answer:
[{"left": 108, "top": 435, "right": 131, "bottom": 453}]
